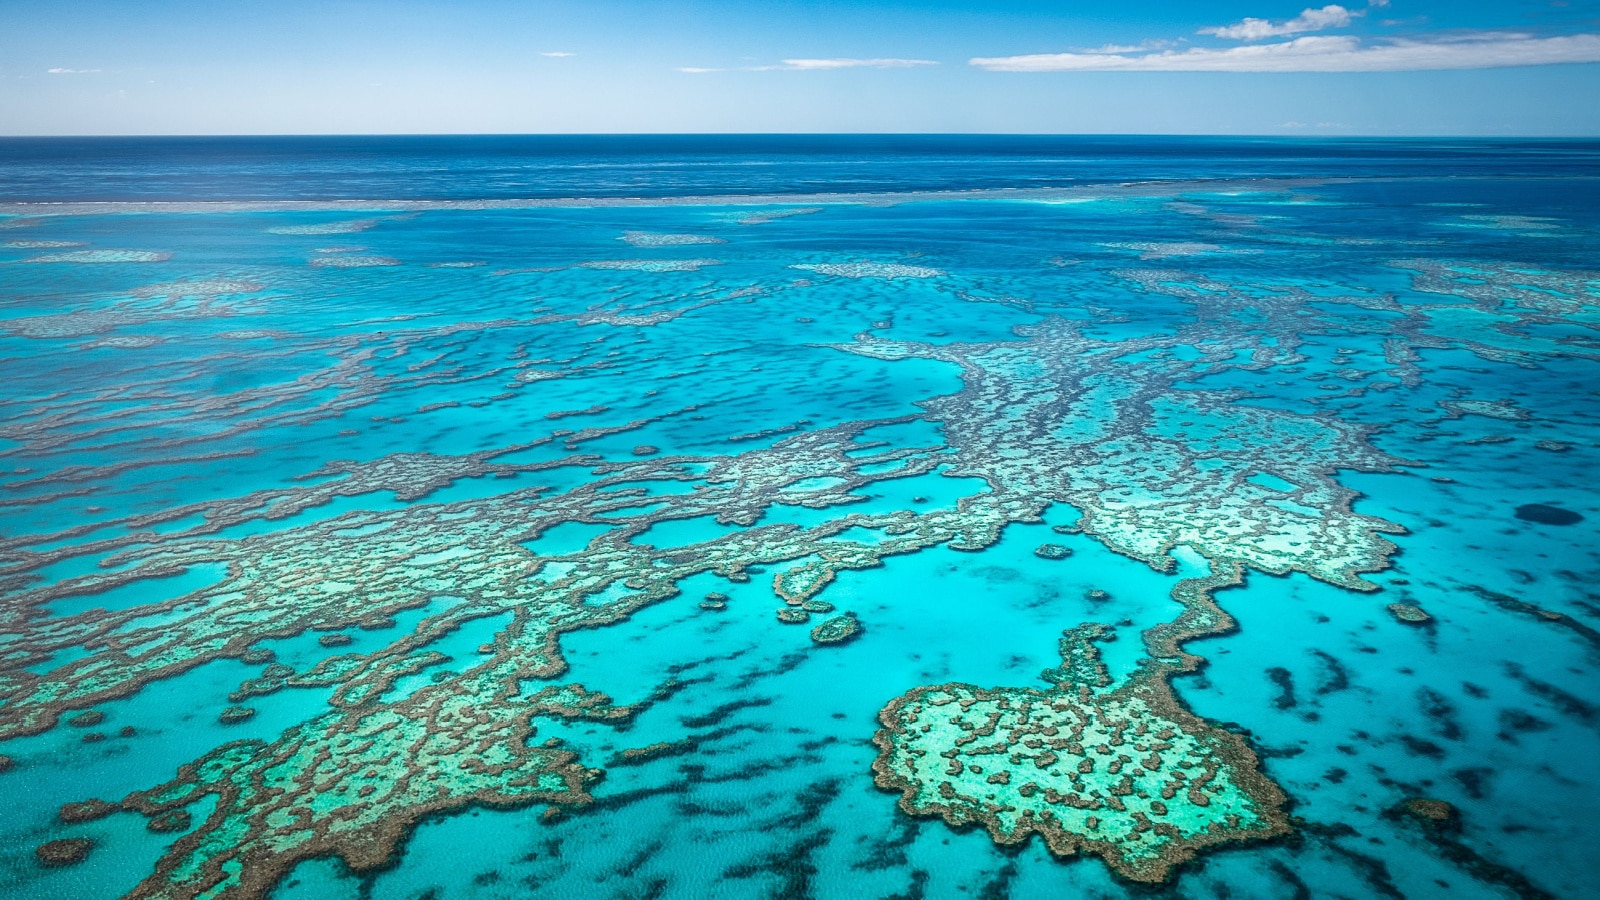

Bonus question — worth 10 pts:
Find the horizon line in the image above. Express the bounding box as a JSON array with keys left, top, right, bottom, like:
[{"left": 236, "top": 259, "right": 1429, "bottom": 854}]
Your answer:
[{"left": 3, "top": 131, "right": 1600, "bottom": 140}]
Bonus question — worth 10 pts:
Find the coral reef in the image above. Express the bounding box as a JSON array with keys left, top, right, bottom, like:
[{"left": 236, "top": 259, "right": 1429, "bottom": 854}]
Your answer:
[
  {"left": 791, "top": 262, "right": 945, "bottom": 279},
  {"left": 580, "top": 258, "right": 720, "bottom": 272},
  {"left": 1387, "top": 604, "right": 1433, "bottom": 625},
  {"left": 810, "top": 613, "right": 862, "bottom": 645},
  {"left": 26, "top": 249, "right": 171, "bottom": 263},
  {"left": 308, "top": 256, "right": 401, "bottom": 268},
  {"left": 36, "top": 838, "right": 94, "bottom": 867},
  {"left": 874, "top": 614, "right": 1288, "bottom": 883},
  {"left": 618, "top": 231, "right": 726, "bottom": 247},
  {"left": 6, "top": 199, "right": 1596, "bottom": 900},
  {"left": 59, "top": 798, "right": 118, "bottom": 823},
  {"left": 117, "top": 674, "right": 599, "bottom": 900}
]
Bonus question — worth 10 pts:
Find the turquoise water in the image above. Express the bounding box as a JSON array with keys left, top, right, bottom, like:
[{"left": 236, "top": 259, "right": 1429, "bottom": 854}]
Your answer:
[{"left": 1, "top": 138, "right": 1598, "bottom": 899}]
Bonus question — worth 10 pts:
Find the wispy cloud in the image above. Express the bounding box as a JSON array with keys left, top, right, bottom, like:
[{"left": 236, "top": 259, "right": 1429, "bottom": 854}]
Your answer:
[
  {"left": 47, "top": 67, "right": 100, "bottom": 74},
  {"left": 1085, "top": 41, "right": 1176, "bottom": 55},
  {"left": 1200, "top": 0, "right": 1390, "bottom": 41},
  {"left": 680, "top": 57, "right": 937, "bottom": 73},
  {"left": 1200, "top": 4, "right": 1357, "bottom": 41},
  {"left": 539, "top": 51, "right": 575, "bottom": 58},
  {"left": 970, "top": 32, "right": 1600, "bottom": 72}
]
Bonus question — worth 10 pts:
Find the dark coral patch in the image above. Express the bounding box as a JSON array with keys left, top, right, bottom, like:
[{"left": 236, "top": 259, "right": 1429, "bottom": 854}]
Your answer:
[
  {"left": 36, "top": 838, "right": 94, "bottom": 868},
  {"left": 1387, "top": 603, "right": 1431, "bottom": 625},
  {"left": 59, "top": 799, "right": 117, "bottom": 824},
  {"left": 148, "top": 810, "right": 193, "bottom": 833},
  {"left": 1514, "top": 504, "right": 1583, "bottom": 525}
]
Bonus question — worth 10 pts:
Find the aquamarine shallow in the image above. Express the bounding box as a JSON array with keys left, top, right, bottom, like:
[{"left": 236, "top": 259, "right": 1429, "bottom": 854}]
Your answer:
[{"left": 0, "top": 137, "right": 1597, "bottom": 900}]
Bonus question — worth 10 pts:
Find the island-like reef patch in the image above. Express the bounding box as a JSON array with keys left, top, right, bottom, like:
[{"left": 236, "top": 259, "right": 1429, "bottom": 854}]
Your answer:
[{"left": 873, "top": 622, "right": 1288, "bottom": 883}]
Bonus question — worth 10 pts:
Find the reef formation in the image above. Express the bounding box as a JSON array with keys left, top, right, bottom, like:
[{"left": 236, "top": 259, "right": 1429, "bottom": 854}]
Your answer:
[
  {"left": 1, "top": 195, "right": 1595, "bottom": 899},
  {"left": 874, "top": 624, "right": 1288, "bottom": 883}
]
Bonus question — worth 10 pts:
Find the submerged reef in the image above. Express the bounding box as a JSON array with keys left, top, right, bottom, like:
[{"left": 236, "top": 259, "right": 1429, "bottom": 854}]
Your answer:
[
  {"left": 791, "top": 262, "right": 945, "bottom": 279},
  {"left": 618, "top": 231, "right": 726, "bottom": 247},
  {"left": 1514, "top": 503, "right": 1583, "bottom": 526},
  {"left": 25, "top": 249, "right": 171, "bottom": 263},
  {"left": 265, "top": 219, "right": 378, "bottom": 235}
]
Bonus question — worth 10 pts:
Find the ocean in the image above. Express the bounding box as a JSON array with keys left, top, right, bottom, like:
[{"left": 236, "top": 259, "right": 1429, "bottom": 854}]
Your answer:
[{"left": 0, "top": 136, "right": 1596, "bottom": 900}]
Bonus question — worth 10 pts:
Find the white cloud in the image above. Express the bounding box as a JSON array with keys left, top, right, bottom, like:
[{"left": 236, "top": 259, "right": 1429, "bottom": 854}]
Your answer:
[
  {"left": 1201, "top": 5, "right": 1357, "bottom": 41},
  {"left": 47, "top": 67, "right": 100, "bottom": 74},
  {"left": 539, "top": 51, "right": 575, "bottom": 58},
  {"left": 1085, "top": 40, "right": 1176, "bottom": 54},
  {"left": 970, "top": 32, "right": 1600, "bottom": 72}
]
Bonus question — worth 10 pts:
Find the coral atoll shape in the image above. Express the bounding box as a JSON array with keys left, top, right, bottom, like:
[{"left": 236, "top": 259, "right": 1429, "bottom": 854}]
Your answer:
[{"left": 873, "top": 624, "right": 1287, "bottom": 883}]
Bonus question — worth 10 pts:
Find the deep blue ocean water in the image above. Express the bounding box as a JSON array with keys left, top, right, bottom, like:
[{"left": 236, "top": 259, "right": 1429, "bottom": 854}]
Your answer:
[
  {"left": 0, "top": 137, "right": 1597, "bottom": 900},
  {"left": 3, "top": 135, "right": 1599, "bottom": 201}
]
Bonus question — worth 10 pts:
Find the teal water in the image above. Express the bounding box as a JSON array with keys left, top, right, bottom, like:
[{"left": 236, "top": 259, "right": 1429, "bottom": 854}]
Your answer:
[{"left": 1, "top": 138, "right": 1598, "bottom": 899}]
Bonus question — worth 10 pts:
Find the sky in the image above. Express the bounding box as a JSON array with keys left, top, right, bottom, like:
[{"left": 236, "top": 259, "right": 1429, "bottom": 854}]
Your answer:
[{"left": 2, "top": 0, "right": 1598, "bottom": 135}]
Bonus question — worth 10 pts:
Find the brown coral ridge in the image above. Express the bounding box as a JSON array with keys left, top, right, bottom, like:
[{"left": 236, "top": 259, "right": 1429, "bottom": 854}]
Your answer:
[
  {"left": 0, "top": 415, "right": 967, "bottom": 742},
  {"left": 0, "top": 251, "right": 1460, "bottom": 898},
  {"left": 115, "top": 675, "right": 602, "bottom": 900},
  {"left": 836, "top": 316, "right": 1409, "bottom": 590},
  {"left": 872, "top": 574, "right": 1291, "bottom": 885},
  {"left": 0, "top": 416, "right": 1017, "bottom": 899},
  {"left": 608, "top": 738, "right": 699, "bottom": 767}
]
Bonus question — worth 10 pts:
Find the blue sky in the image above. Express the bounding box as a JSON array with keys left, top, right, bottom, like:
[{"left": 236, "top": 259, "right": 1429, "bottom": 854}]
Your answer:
[{"left": 2, "top": 0, "right": 1598, "bottom": 134}]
